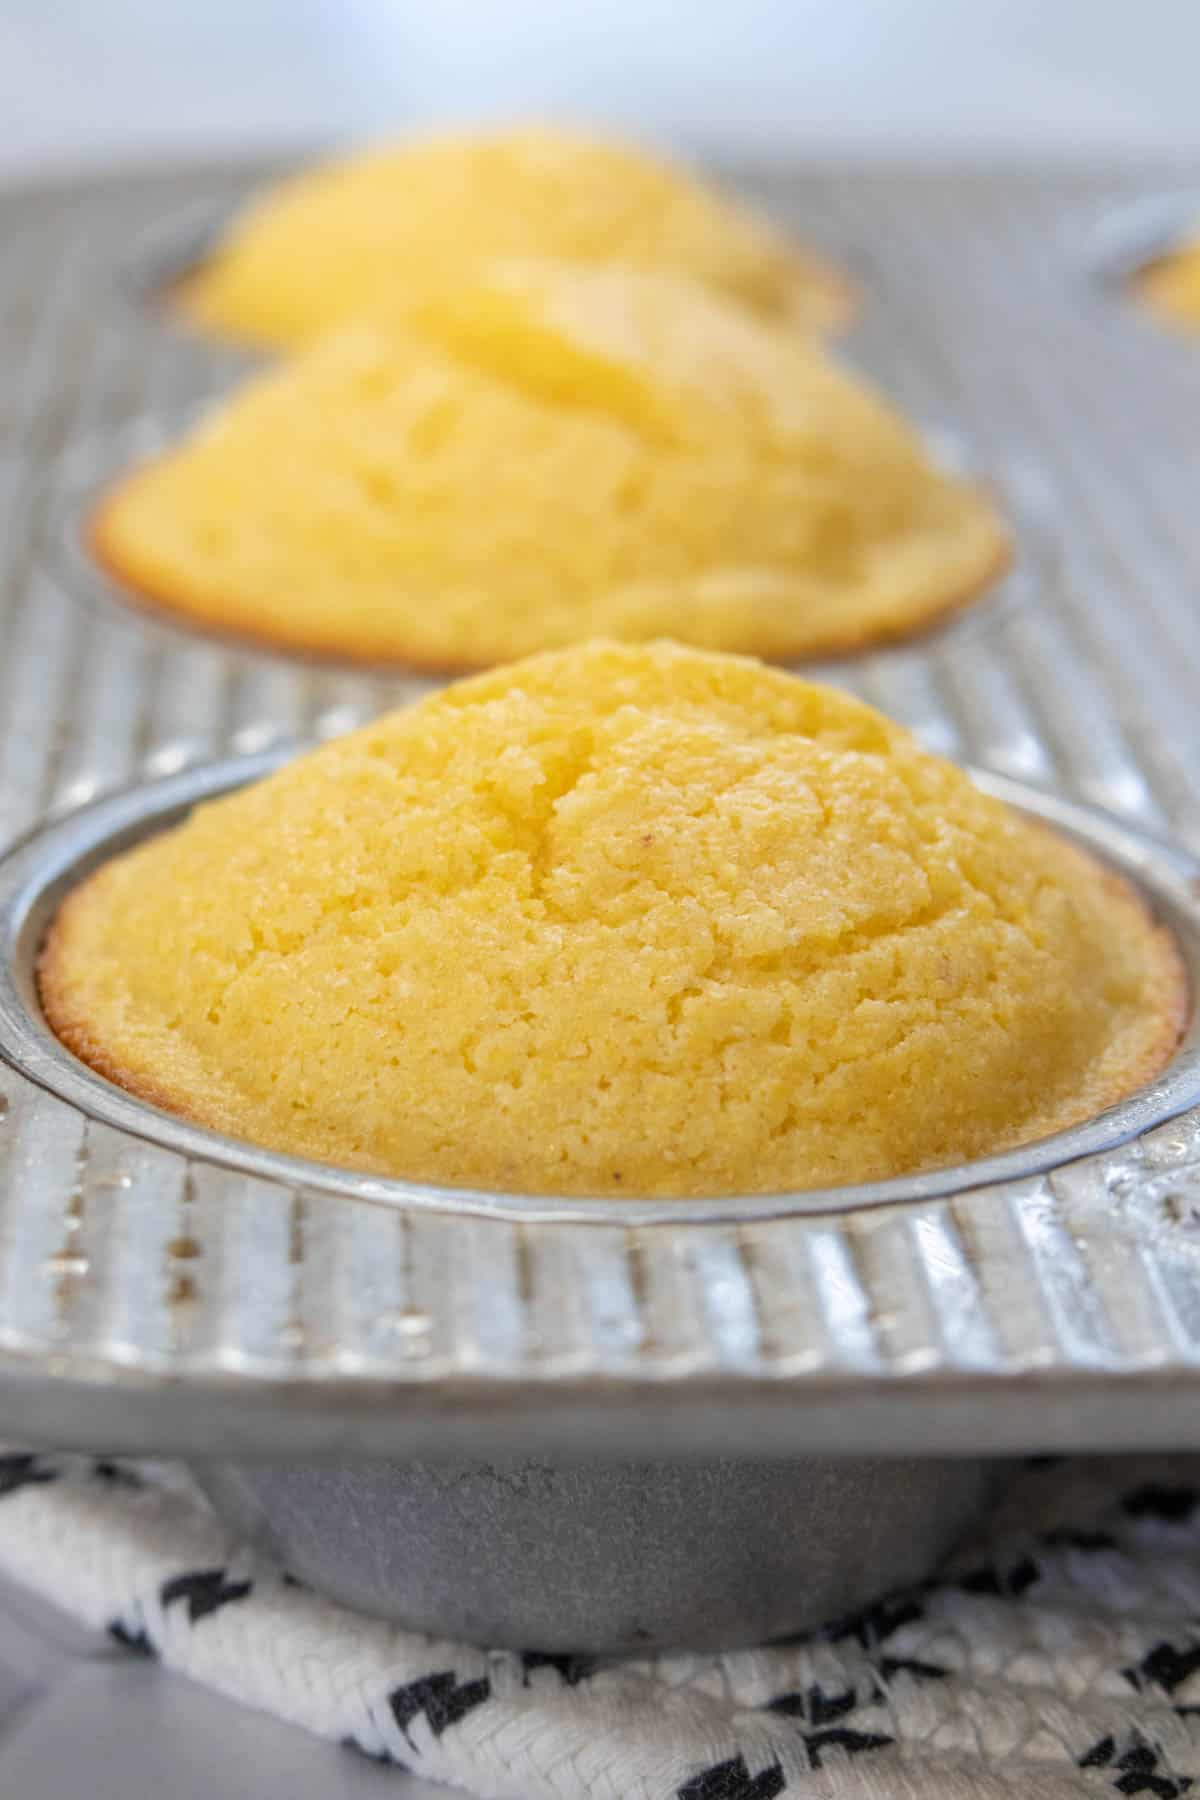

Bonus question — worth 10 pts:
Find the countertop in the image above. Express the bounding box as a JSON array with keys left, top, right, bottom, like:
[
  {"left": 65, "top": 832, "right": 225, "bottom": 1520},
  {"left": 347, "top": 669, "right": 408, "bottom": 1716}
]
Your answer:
[{"left": 0, "top": 1574, "right": 451, "bottom": 1800}]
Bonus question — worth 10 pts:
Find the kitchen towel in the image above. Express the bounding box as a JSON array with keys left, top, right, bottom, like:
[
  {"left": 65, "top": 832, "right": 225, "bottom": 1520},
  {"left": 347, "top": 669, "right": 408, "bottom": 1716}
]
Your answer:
[{"left": 0, "top": 1450, "right": 1199, "bottom": 1799}]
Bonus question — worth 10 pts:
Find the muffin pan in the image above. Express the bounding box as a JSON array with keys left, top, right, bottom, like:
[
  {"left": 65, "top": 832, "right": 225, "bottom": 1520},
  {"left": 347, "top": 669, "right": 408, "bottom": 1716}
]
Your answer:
[
  {"left": 117, "top": 200, "right": 243, "bottom": 339},
  {"left": 194, "top": 1454, "right": 1007, "bottom": 1651},
  {"left": 1087, "top": 187, "right": 1200, "bottom": 316},
  {"left": 1, "top": 163, "right": 1200, "bottom": 1479}
]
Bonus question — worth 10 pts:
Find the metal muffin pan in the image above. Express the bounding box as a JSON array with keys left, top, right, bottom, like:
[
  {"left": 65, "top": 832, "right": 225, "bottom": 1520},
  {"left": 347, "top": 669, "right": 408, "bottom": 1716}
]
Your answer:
[
  {"left": 0, "top": 161, "right": 1200, "bottom": 1481},
  {"left": 2, "top": 751, "right": 1193, "bottom": 1646},
  {"left": 116, "top": 199, "right": 244, "bottom": 331},
  {"left": 194, "top": 1454, "right": 1006, "bottom": 1652},
  {"left": 1086, "top": 186, "right": 1200, "bottom": 306}
]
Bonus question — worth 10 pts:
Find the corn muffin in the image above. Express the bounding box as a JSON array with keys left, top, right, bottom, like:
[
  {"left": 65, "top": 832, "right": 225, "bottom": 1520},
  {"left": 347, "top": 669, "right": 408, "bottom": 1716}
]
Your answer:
[
  {"left": 1135, "top": 237, "right": 1200, "bottom": 329},
  {"left": 93, "top": 261, "right": 1008, "bottom": 669},
  {"left": 177, "top": 124, "right": 852, "bottom": 346},
  {"left": 41, "top": 641, "right": 1184, "bottom": 1199}
]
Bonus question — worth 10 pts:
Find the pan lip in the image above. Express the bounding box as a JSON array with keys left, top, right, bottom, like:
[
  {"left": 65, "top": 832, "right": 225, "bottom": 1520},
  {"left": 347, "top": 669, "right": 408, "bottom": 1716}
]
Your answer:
[
  {"left": 1087, "top": 187, "right": 1200, "bottom": 293},
  {"left": 0, "top": 753, "right": 1197, "bottom": 1228},
  {"left": 114, "top": 198, "right": 244, "bottom": 336}
]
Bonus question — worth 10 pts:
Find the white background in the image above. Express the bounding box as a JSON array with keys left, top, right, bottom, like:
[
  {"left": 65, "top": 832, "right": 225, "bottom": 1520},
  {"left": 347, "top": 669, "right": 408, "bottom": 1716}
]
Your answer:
[{"left": 1, "top": 0, "right": 1199, "bottom": 182}]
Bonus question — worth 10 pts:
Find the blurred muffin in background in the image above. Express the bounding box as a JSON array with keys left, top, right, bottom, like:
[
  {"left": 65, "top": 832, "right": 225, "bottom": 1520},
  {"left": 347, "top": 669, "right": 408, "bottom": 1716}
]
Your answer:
[
  {"left": 1134, "top": 234, "right": 1200, "bottom": 330},
  {"left": 94, "top": 260, "right": 1006, "bottom": 670},
  {"left": 177, "top": 124, "right": 852, "bottom": 347}
]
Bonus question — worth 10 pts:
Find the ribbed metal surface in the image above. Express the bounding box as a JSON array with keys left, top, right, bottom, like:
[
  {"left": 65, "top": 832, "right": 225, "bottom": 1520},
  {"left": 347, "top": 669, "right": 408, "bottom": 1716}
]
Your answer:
[{"left": 0, "top": 162, "right": 1199, "bottom": 1456}]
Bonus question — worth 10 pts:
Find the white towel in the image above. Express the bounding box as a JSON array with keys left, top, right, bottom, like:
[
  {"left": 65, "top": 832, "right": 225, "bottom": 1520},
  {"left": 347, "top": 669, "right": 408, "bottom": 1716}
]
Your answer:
[{"left": 1, "top": 1451, "right": 1199, "bottom": 1800}]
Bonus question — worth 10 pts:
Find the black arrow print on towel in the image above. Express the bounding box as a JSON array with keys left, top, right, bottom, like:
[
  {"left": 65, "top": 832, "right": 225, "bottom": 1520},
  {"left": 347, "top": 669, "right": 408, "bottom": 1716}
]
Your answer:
[
  {"left": 109, "top": 1620, "right": 156, "bottom": 1657},
  {"left": 766, "top": 1683, "right": 859, "bottom": 1726},
  {"left": 956, "top": 1553, "right": 1040, "bottom": 1598},
  {"left": 388, "top": 1671, "right": 491, "bottom": 1748},
  {"left": 1079, "top": 1730, "right": 1193, "bottom": 1798},
  {"left": 800, "top": 1727, "right": 894, "bottom": 1769},
  {"left": 0, "top": 1454, "right": 58, "bottom": 1497},
  {"left": 677, "top": 1756, "right": 786, "bottom": 1800},
  {"left": 677, "top": 1723, "right": 895, "bottom": 1800},
  {"left": 160, "top": 1568, "right": 253, "bottom": 1624},
  {"left": 766, "top": 1658, "right": 947, "bottom": 1730},
  {"left": 1125, "top": 1636, "right": 1200, "bottom": 1699}
]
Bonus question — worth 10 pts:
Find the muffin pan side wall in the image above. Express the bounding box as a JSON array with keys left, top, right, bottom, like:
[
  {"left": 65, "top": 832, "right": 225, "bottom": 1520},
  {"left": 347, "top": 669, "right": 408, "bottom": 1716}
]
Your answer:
[{"left": 0, "top": 163, "right": 1199, "bottom": 1457}]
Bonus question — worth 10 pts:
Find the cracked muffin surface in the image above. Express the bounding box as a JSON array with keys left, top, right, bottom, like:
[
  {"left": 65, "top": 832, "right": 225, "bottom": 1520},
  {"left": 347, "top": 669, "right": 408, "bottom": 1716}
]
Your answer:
[
  {"left": 94, "top": 260, "right": 1006, "bottom": 668},
  {"left": 178, "top": 123, "right": 852, "bottom": 347},
  {"left": 40, "top": 641, "right": 1184, "bottom": 1197}
]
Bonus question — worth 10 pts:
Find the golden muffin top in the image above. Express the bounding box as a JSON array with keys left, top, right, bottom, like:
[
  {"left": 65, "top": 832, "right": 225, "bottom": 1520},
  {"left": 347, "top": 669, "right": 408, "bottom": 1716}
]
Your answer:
[
  {"left": 1135, "top": 237, "right": 1200, "bottom": 329},
  {"left": 41, "top": 642, "right": 1183, "bottom": 1199},
  {"left": 95, "top": 260, "right": 1006, "bottom": 668},
  {"left": 178, "top": 125, "right": 850, "bottom": 347}
]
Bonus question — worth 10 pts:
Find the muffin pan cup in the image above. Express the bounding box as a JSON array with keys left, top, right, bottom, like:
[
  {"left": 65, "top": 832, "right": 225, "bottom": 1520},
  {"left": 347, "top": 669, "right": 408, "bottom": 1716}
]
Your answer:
[
  {"left": 1086, "top": 188, "right": 1200, "bottom": 313},
  {"left": 3, "top": 756, "right": 1199, "bottom": 1229},
  {"left": 194, "top": 1454, "right": 1007, "bottom": 1653},
  {"left": 3, "top": 162, "right": 1200, "bottom": 1651},
  {"left": 116, "top": 200, "right": 240, "bottom": 336}
]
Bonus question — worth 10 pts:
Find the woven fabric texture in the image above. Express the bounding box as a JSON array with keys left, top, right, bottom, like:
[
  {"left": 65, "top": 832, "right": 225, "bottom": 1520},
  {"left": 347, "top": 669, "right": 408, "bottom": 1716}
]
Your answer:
[{"left": 1, "top": 1453, "right": 1199, "bottom": 1799}]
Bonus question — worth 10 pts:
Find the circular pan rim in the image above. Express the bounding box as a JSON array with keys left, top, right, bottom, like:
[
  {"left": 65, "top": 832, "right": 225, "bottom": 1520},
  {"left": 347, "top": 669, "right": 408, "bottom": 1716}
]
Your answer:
[
  {"left": 0, "top": 754, "right": 1198, "bottom": 1226},
  {"left": 1085, "top": 188, "right": 1200, "bottom": 311}
]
